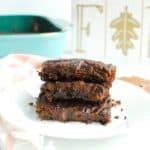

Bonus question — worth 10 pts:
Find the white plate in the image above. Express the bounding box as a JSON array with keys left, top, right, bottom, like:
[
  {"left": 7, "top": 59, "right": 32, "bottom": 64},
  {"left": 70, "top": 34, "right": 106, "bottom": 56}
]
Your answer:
[{"left": 0, "top": 80, "right": 150, "bottom": 139}]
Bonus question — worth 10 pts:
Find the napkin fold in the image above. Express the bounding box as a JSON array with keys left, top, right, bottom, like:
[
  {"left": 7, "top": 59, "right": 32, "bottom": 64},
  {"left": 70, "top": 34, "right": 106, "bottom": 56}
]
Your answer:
[{"left": 0, "top": 54, "right": 45, "bottom": 150}]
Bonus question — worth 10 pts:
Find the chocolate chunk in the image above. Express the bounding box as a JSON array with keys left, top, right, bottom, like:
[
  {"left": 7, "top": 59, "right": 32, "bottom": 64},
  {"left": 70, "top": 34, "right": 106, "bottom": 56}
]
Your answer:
[{"left": 37, "top": 94, "right": 48, "bottom": 104}]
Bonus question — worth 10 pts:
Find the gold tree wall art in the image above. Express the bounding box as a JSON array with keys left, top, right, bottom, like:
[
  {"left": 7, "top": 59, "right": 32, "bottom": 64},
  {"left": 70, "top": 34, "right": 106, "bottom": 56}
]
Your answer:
[{"left": 110, "top": 6, "right": 140, "bottom": 56}]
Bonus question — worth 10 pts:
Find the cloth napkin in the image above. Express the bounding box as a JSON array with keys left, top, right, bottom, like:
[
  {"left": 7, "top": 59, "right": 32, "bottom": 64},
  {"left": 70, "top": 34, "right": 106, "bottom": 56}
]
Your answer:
[
  {"left": 0, "top": 54, "right": 47, "bottom": 150},
  {"left": 119, "top": 76, "right": 150, "bottom": 94}
]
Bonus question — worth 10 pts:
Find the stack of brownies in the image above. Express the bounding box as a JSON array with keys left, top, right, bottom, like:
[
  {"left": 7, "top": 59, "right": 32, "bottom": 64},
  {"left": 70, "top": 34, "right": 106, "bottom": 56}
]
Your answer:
[{"left": 36, "top": 59, "right": 116, "bottom": 124}]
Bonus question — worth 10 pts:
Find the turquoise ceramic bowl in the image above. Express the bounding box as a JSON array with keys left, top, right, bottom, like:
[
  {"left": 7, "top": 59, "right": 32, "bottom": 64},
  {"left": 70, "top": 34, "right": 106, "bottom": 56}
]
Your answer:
[{"left": 0, "top": 15, "right": 69, "bottom": 58}]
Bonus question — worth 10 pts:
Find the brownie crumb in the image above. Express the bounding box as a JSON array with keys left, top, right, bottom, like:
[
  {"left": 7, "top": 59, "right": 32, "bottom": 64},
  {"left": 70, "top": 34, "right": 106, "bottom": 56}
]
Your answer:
[
  {"left": 124, "top": 116, "right": 127, "bottom": 120},
  {"left": 111, "top": 100, "right": 121, "bottom": 107},
  {"left": 121, "top": 108, "right": 124, "bottom": 112},
  {"left": 29, "top": 102, "right": 34, "bottom": 106},
  {"left": 114, "top": 116, "right": 119, "bottom": 119},
  {"left": 116, "top": 100, "right": 121, "bottom": 105},
  {"left": 139, "top": 84, "right": 143, "bottom": 87}
]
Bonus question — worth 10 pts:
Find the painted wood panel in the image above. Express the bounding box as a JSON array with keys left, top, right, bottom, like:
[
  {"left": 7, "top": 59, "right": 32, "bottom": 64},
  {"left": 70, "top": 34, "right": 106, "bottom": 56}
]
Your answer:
[{"left": 72, "top": 0, "right": 149, "bottom": 63}]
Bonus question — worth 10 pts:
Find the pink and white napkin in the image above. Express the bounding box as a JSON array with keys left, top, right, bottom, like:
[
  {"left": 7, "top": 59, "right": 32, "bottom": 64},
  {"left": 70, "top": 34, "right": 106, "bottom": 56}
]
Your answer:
[{"left": 0, "top": 54, "right": 46, "bottom": 150}]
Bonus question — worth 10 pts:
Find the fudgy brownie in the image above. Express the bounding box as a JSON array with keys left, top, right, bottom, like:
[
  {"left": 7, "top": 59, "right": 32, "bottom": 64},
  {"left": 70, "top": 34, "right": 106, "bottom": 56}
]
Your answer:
[
  {"left": 40, "top": 81, "right": 109, "bottom": 102},
  {"left": 36, "top": 59, "right": 117, "bottom": 124},
  {"left": 39, "top": 59, "right": 116, "bottom": 86},
  {"left": 36, "top": 94, "right": 112, "bottom": 124}
]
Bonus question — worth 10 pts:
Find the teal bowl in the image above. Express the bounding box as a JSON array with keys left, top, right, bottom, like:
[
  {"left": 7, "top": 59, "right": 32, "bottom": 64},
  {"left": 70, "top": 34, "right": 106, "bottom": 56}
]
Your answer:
[{"left": 0, "top": 15, "right": 69, "bottom": 58}]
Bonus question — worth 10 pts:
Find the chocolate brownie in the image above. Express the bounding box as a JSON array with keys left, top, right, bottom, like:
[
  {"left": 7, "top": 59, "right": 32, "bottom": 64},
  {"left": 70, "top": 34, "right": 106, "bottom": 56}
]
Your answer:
[
  {"left": 40, "top": 81, "right": 109, "bottom": 102},
  {"left": 36, "top": 59, "right": 117, "bottom": 124},
  {"left": 39, "top": 59, "right": 116, "bottom": 86},
  {"left": 36, "top": 95, "right": 112, "bottom": 124}
]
